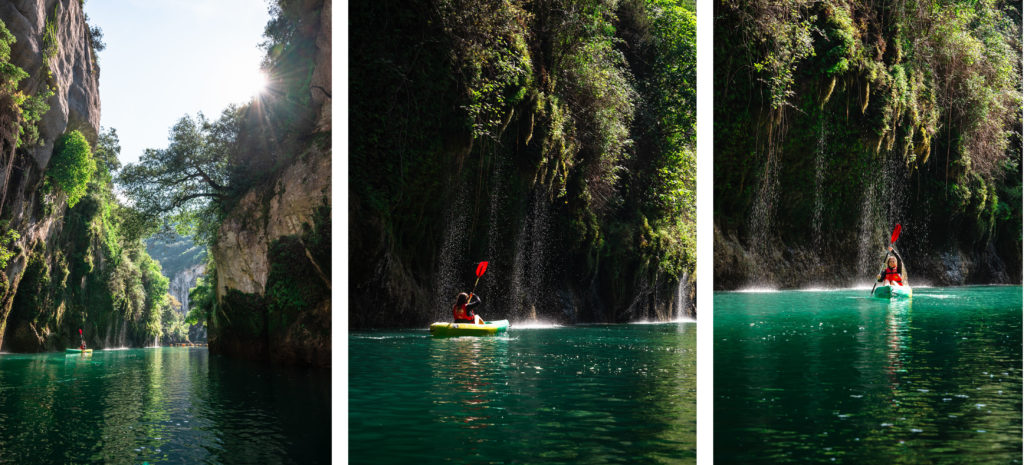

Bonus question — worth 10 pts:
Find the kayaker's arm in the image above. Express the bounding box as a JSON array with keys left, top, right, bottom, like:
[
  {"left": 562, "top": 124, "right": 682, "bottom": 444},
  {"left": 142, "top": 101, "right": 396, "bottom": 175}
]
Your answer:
[
  {"left": 889, "top": 246, "right": 903, "bottom": 264},
  {"left": 466, "top": 295, "right": 481, "bottom": 310}
]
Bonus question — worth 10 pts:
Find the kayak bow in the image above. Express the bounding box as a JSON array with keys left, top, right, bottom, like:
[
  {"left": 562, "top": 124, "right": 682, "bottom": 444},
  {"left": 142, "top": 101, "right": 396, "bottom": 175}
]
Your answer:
[{"left": 872, "top": 285, "right": 912, "bottom": 300}]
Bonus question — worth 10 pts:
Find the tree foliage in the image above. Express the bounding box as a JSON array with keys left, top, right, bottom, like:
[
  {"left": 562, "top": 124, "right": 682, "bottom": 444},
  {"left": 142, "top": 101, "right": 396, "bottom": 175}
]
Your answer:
[
  {"left": 118, "top": 112, "right": 235, "bottom": 246},
  {"left": 48, "top": 130, "right": 96, "bottom": 208},
  {"left": 186, "top": 268, "right": 215, "bottom": 328}
]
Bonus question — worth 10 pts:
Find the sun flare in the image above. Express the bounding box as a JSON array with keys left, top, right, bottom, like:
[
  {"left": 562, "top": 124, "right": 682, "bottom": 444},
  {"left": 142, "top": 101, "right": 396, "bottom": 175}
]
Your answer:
[{"left": 251, "top": 71, "right": 269, "bottom": 97}]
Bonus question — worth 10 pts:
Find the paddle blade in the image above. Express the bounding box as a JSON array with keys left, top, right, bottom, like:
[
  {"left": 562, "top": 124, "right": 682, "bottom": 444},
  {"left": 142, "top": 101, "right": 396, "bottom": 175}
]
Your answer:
[
  {"left": 890, "top": 224, "right": 902, "bottom": 244},
  {"left": 78, "top": 328, "right": 82, "bottom": 335},
  {"left": 475, "top": 261, "right": 489, "bottom": 277}
]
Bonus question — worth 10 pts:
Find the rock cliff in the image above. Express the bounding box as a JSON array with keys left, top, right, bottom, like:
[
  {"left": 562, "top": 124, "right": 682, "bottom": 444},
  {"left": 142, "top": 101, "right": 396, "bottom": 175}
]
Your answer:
[
  {"left": 169, "top": 262, "right": 205, "bottom": 316},
  {"left": 0, "top": 0, "right": 102, "bottom": 350}
]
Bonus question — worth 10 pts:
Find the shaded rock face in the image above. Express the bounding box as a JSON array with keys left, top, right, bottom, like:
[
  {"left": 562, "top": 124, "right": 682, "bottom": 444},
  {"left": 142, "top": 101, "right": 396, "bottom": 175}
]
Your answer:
[
  {"left": 714, "top": 223, "right": 1020, "bottom": 290},
  {"left": 0, "top": 0, "right": 100, "bottom": 350},
  {"left": 210, "top": 0, "right": 331, "bottom": 367}
]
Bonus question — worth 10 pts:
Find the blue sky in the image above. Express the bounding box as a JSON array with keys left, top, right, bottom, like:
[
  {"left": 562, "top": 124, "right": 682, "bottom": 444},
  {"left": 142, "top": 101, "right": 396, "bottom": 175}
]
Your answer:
[{"left": 85, "top": 0, "right": 271, "bottom": 165}]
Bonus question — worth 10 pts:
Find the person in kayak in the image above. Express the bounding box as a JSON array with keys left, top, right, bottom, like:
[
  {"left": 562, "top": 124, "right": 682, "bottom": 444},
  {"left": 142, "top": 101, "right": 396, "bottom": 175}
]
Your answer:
[
  {"left": 876, "top": 246, "right": 906, "bottom": 286},
  {"left": 452, "top": 292, "right": 484, "bottom": 324},
  {"left": 78, "top": 328, "right": 86, "bottom": 350}
]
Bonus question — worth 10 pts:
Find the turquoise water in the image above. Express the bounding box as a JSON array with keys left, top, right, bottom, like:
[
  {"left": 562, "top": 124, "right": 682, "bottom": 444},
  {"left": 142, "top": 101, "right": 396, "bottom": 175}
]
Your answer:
[
  {"left": 715, "top": 286, "right": 1022, "bottom": 464},
  {"left": 0, "top": 347, "right": 330, "bottom": 464},
  {"left": 350, "top": 322, "right": 696, "bottom": 464}
]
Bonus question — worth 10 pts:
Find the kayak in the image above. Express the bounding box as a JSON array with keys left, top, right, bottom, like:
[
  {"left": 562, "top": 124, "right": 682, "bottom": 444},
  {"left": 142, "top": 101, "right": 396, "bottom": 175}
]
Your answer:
[
  {"left": 429, "top": 320, "right": 510, "bottom": 337},
  {"left": 873, "top": 285, "right": 912, "bottom": 299},
  {"left": 65, "top": 348, "right": 93, "bottom": 355}
]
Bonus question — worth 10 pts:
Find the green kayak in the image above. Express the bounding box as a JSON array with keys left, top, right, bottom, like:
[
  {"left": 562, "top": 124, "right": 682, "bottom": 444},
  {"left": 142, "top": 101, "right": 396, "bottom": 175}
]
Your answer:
[
  {"left": 873, "top": 285, "right": 912, "bottom": 299},
  {"left": 65, "top": 348, "right": 93, "bottom": 355},
  {"left": 429, "top": 320, "right": 510, "bottom": 337}
]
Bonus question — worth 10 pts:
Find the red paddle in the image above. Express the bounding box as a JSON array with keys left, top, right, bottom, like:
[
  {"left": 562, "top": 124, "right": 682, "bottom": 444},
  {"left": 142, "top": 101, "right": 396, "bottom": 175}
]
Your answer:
[
  {"left": 468, "top": 261, "right": 488, "bottom": 299},
  {"left": 871, "top": 224, "right": 902, "bottom": 295}
]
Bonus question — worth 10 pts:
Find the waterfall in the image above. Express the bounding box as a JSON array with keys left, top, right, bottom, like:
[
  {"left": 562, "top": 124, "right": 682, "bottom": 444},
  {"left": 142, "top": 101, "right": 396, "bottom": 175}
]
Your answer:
[
  {"left": 527, "top": 189, "right": 551, "bottom": 317},
  {"left": 118, "top": 318, "right": 127, "bottom": 347},
  {"left": 674, "top": 272, "right": 689, "bottom": 319},
  {"left": 432, "top": 187, "right": 471, "bottom": 321},
  {"left": 748, "top": 151, "right": 778, "bottom": 264},
  {"left": 883, "top": 152, "right": 908, "bottom": 233},
  {"left": 510, "top": 220, "right": 529, "bottom": 320},
  {"left": 856, "top": 147, "right": 917, "bottom": 282},
  {"left": 748, "top": 113, "right": 787, "bottom": 277},
  {"left": 813, "top": 118, "right": 826, "bottom": 252},
  {"left": 484, "top": 150, "right": 510, "bottom": 315},
  {"left": 509, "top": 188, "right": 551, "bottom": 321},
  {"left": 857, "top": 174, "right": 878, "bottom": 275}
]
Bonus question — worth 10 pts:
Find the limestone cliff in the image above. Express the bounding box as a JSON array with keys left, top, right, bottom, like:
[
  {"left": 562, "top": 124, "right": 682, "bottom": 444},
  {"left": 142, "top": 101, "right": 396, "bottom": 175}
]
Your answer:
[
  {"left": 145, "top": 234, "right": 206, "bottom": 315},
  {"left": 0, "top": 0, "right": 102, "bottom": 350},
  {"left": 169, "top": 262, "right": 205, "bottom": 316},
  {"left": 209, "top": 0, "right": 331, "bottom": 367}
]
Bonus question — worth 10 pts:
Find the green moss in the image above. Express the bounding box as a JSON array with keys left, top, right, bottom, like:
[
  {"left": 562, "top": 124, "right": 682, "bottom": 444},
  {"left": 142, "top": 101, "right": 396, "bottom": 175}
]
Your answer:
[{"left": 265, "top": 201, "right": 330, "bottom": 337}]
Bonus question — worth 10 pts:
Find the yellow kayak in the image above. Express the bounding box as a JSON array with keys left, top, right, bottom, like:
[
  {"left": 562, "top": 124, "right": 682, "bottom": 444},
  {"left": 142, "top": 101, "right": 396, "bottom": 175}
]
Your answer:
[
  {"left": 429, "top": 320, "right": 509, "bottom": 337},
  {"left": 65, "top": 348, "right": 93, "bottom": 355}
]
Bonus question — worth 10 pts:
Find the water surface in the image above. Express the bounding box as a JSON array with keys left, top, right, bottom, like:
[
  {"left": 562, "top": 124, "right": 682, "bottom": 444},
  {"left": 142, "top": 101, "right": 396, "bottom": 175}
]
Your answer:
[
  {"left": 0, "top": 347, "right": 330, "bottom": 464},
  {"left": 715, "top": 286, "right": 1022, "bottom": 464},
  {"left": 350, "top": 322, "right": 696, "bottom": 464}
]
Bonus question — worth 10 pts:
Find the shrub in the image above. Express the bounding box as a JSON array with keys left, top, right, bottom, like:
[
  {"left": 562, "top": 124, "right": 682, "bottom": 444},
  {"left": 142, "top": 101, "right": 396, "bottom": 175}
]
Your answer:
[
  {"left": 42, "top": 5, "right": 59, "bottom": 61},
  {"left": 48, "top": 130, "right": 96, "bottom": 207}
]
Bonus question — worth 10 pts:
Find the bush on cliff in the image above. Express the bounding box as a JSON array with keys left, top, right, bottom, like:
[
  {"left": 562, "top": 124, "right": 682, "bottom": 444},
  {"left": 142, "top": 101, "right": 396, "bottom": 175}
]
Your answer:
[{"left": 48, "top": 131, "right": 96, "bottom": 208}]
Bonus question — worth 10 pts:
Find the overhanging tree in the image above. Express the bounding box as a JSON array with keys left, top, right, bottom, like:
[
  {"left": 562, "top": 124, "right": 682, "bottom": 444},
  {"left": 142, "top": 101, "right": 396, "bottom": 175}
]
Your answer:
[{"left": 118, "top": 109, "right": 240, "bottom": 246}]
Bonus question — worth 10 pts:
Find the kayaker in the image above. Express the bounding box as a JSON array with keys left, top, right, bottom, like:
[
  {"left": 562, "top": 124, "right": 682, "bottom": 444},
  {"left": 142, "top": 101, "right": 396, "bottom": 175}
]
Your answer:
[
  {"left": 452, "top": 292, "right": 484, "bottom": 324},
  {"left": 78, "top": 328, "right": 86, "bottom": 350},
  {"left": 876, "top": 247, "right": 906, "bottom": 286}
]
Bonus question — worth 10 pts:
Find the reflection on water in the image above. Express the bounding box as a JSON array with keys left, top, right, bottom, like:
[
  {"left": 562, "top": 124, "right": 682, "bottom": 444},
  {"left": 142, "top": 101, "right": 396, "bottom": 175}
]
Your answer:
[
  {"left": 715, "top": 286, "right": 1022, "bottom": 464},
  {"left": 429, "top": 337, "right": 509, "bottom": 431},
  {"left": 351, "top": 323, "right": 696, "bottom": 464},
  {"left": 0, "top": 348, "right": 330, "bottom": 464}
]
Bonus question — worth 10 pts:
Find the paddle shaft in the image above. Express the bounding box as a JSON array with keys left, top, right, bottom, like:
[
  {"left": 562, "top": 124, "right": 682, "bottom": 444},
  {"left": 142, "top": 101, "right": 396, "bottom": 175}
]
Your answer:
[
  {"left": 870, "top": 256, "right": 890, "bottom": 295},
  {"left": 469, "top": 276, "right": 482, "bottom": 299}
]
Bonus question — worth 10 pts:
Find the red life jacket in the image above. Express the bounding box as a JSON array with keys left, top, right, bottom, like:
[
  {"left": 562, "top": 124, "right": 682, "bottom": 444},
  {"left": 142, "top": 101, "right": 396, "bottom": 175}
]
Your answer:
[
  {"left": 883, "top": 266, "right": 902, "bottom": 285},
  {"left": 452, "top": 303, "right": 471, "bottom": 321}
]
